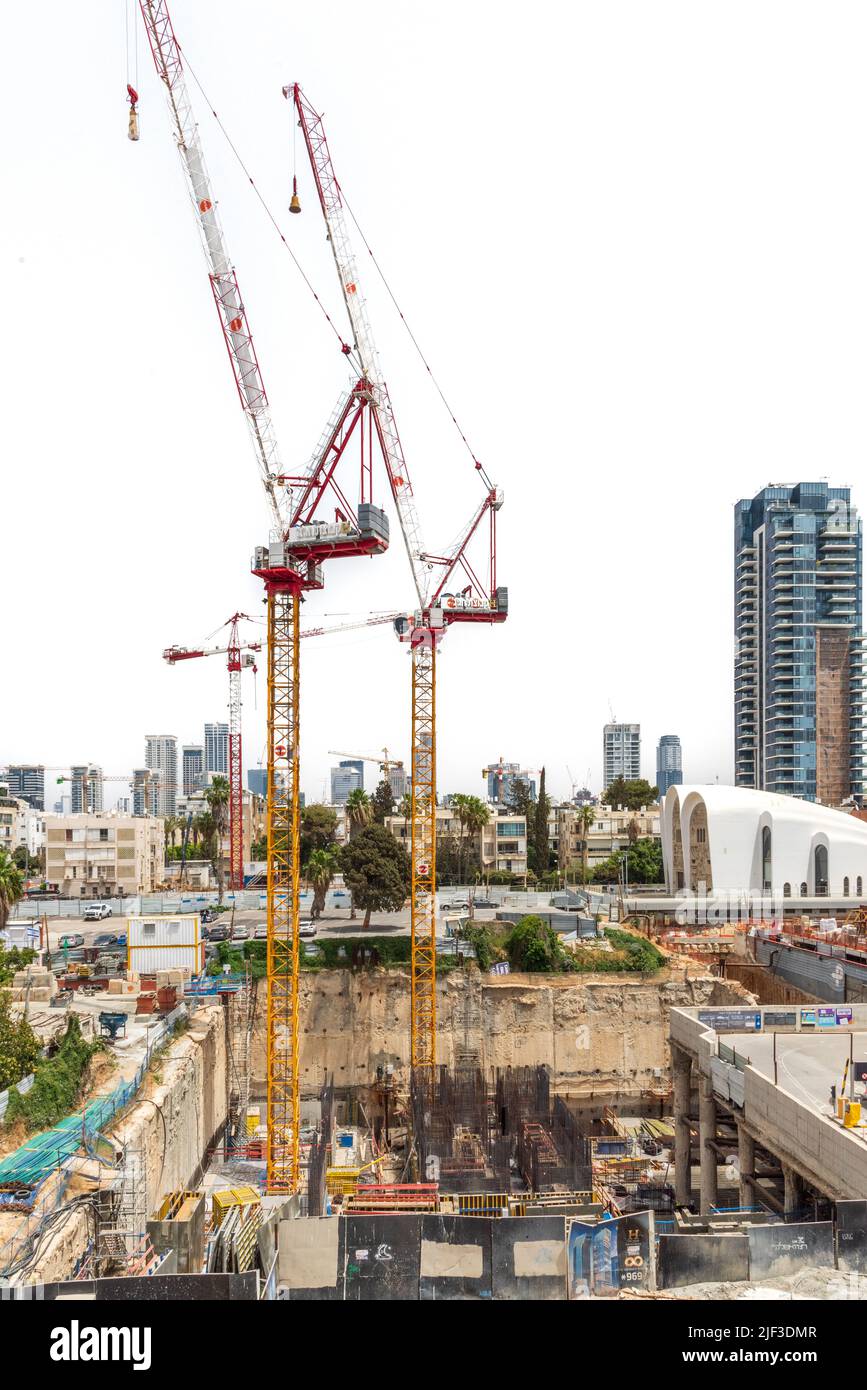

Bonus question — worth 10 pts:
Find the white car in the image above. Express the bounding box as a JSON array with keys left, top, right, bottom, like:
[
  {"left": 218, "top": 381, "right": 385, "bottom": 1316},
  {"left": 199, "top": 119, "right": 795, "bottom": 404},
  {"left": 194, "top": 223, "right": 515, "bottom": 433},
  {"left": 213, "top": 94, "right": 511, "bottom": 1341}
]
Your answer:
[
  {"left": 298, "top": 919, "right": 317, "bottom": 939},
  {"left": 83, "top": 903, "right": 112, "bottom": 921}
]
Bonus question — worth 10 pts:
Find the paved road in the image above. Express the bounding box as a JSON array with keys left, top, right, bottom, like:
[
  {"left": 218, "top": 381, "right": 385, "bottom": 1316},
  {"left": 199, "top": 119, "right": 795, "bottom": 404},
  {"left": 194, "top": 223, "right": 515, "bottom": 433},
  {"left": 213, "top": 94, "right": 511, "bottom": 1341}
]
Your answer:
[
  {"left": 38, "top": 904, "right": 503, "bottom": 953},
  {"left": 731, "top": 1031, "right": 867, "bottom": 1114}
]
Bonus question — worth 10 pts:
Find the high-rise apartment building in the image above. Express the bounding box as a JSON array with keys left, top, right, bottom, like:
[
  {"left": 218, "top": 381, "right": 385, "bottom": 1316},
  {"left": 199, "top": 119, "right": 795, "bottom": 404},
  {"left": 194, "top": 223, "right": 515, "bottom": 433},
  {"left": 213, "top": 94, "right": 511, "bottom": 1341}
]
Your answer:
[
  {"left": 656, "top": 734, "right": 683, "bottom": 796},
  {"left": 734, "top": 483, "right": 864, "bottom": 803},
  {"left": 330, "top": 760, "right": 363, "bottom": 804},
  {"left": 70, "top": 765, "right": 104, "bottom": 814},
  {"left": 145, "top": 735, "right": 178, "bottom": 817},
  {"left": 182, "top": 745, "right": 205, "bottom": 796},
  {"left": 603, "top": 724, "right": 641, "bottom": 789},
  {"left": 484, "top": 760, "right": 537, "bottom": 805},
  {"left": 5, "top": 765, "right": 45, "bottom": 810},
  {"left": 204, "top": 723, "right": 229, "bottom": 778},
  {"left": 133, "top": 768, "right": 160, "bottom": 817}
]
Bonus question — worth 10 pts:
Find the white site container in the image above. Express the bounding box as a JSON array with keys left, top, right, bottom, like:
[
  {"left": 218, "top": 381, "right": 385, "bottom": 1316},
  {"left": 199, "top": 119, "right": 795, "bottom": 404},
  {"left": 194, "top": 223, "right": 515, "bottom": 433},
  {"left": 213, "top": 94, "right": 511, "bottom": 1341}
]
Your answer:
[{"left": 127, "top": 914, "right": 204, "bottom": 976}]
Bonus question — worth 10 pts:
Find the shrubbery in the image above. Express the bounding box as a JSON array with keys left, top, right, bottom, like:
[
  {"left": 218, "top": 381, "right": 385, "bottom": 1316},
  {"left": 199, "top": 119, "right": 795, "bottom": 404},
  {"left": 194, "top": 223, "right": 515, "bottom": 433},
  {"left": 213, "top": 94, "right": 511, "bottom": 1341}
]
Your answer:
[{"left": 4, "top": 1015, "right": 102, "bottom": 1132}]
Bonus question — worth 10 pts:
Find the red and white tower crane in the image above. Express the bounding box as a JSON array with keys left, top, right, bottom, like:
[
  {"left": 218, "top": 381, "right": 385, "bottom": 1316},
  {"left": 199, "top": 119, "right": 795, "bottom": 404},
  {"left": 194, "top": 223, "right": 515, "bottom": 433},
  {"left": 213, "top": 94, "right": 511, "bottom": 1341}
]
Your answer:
[{"left": 163, "top": 613, "right": 261, "bottom": 891}]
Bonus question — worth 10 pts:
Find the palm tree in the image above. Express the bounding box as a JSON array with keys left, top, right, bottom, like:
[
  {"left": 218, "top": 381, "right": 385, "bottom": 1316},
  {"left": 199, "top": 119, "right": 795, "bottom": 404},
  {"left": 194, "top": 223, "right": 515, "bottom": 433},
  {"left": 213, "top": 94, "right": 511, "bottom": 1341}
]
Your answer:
[
  {"left": 205, "top": 776, "right": 231, "bottom": 902},
  {"left": 346, "top": 788, "right": 373, "bottom": 841},
  {"left": 345, "top": 789, "right": 372, "bottom": 918},
  {"left": 576, "top": 804, "right": 595, "bottom": 883},
  {"left": 306, "top": 847, "right": 338, "bottom": 920},
  {"left": 451, "top": 794, "right": 489, "bottom": 883},
  {"left": 0, "top": 850, "right": 25, "bottom": 934}
]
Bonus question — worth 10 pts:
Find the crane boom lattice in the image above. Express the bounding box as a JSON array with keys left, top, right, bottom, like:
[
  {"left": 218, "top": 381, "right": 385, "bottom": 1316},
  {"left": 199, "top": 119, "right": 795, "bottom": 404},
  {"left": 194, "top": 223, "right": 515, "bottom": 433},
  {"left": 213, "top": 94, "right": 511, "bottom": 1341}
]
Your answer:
[{"left": 410, "top": 639, "right": 437, "bottom": 1068}]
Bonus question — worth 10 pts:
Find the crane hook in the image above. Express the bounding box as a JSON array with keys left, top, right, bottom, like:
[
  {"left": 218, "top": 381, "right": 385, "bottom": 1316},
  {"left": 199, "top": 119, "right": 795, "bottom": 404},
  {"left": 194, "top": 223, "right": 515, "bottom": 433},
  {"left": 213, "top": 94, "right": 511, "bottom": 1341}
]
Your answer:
[
  {"left": 127, "top": 84, "right": 140, "bottom": 142},
  {"left": 289, "top": 174, "right": 301, "bottom": 215}
]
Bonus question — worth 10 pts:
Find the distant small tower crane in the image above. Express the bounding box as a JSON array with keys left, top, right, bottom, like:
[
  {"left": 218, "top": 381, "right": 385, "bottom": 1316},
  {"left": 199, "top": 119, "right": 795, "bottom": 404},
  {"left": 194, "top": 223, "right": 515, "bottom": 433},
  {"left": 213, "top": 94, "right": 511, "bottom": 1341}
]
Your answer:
[{"left": 163, "top": 614, "right": 261, "bottom": 890}]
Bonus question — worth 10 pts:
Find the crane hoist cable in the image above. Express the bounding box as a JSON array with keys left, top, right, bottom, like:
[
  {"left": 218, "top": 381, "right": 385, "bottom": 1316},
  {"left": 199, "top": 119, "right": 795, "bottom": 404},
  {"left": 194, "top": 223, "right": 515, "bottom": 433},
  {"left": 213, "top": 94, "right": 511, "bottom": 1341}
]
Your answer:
[
  {"left": 181, "top": 48, "right": 490, "bottom": 494},
  {"left": 180, "top": 52, "right": 359, "bottom": 367}
]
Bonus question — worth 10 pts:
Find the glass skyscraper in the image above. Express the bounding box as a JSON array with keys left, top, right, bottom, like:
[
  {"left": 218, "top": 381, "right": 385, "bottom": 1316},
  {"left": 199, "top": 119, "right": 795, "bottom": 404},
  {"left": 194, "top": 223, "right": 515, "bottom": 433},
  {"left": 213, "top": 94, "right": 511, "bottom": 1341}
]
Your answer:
[
  {"left": 656, "top": 735, "right": 683, "bottom": 796},
  {"left": 734, "top": 483, "right": 864, "bottom": 803}
]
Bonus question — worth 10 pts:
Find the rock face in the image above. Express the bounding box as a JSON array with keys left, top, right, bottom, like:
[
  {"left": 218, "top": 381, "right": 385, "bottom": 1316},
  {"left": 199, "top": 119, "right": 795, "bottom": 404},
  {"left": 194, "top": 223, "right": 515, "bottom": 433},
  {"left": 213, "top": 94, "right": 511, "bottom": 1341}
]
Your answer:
[{"left": 250, "top": 967, "right": 748, "bottom": 1095}]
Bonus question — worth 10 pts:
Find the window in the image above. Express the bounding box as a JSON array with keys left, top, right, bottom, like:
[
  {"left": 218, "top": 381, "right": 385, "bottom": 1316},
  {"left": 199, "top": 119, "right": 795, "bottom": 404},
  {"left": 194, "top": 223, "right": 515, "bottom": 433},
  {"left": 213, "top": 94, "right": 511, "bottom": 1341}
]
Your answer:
[
  {"left": 66, "top": 829, "right": 73, "bottom": 842},
  {"left": 844, "top": 877, "right": 850, "bottom": 897},
  {"left": 99, "top": 828, "right": 108, "bottom": 842},
  {"left": 783, "top": 882, "right": 791, "bottom": 897},
  {"left": 814, "top": 844, "right": 829, "bottom": 896},
  {"left": 696, "top": 827, "right": 707, "bottom": 844},
  {"left": 859, "top": 876, "right": 864, "bottom": 898},
  {"left": 761, "top": 826, "right": 772, "bottom": 892},
  {"left": 143, "top": 923, "right": 156, "bottom": 938},
  {"left": 800, "top": 882, "right": 808, "bottom": 897}
]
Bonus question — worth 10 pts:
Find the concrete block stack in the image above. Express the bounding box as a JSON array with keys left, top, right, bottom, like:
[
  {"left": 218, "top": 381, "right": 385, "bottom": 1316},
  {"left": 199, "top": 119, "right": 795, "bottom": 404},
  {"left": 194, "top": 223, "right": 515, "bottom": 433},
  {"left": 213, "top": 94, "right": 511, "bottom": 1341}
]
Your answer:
[
  {"left": 106, "top": 974, "right": 140, "bottom": 997},
  {"left": 9, "top": 965, "right": 58, "bottom": 1006}
]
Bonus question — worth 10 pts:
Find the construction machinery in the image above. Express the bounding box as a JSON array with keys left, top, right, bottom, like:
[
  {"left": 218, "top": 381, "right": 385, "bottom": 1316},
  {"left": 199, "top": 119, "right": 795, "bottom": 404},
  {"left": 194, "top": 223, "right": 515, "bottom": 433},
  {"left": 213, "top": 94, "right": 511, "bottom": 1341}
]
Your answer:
[
  {"left": 328, "top": 749, "right": 404, "bottom": 776},
  {"left": 138, "top": 3, "right": 395, "bottom": 1193},
  {"left": 136, "top": 3, "right": 506, "bottom": 1188},
  {"left": 163, "top": 613, "right": 261, "bottom": 890},
  {"left": 287, "top": 83, "right": 508, "bottom": 1070}
]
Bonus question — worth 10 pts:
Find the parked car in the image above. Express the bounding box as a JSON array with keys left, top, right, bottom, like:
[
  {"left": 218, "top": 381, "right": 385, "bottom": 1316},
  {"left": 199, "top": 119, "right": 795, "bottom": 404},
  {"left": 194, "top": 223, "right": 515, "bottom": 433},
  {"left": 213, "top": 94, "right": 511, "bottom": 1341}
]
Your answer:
[
  {"left": 445, "top": 900, "right": 470, "bottom": 912},
  {"left": 473, "top": 899, "right": 495, "bottom": 909},
  {"left": 58, "top": 933, "right": 84, "bottom": 949},
  {"left": 298, "top": 919, "right": 317, "bottom": 939},
  {"left": 207, "top": 924, "right": 230, "bottom": 942},
  {"left": 115, "top": 931, "right": 127, "bottom": 949},
  {"left": 83, "top": 903, "right": 112, "bottom": 921},
  {"left": 200, "top": 908, "right": 217, "bottom": 925},
  {"left": 231, "top": 924, "right": 250, "bottom": 941},
  {"left": 254, "top": 924, "right": 268, "bottom": 939},
  {"left": 92, "top": 933, "right": 119, "bottom": 949}
]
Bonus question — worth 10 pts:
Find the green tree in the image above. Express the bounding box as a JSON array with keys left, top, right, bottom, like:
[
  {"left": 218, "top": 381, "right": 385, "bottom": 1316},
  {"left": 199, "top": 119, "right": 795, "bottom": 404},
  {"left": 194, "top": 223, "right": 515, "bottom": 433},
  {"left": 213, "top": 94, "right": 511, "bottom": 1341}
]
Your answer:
[
  {"left": 0, "top": 994, "right": 40, "bottom": 1092},
  {"left": 505, "top": 776, "right": 533, "bottom": 819},
  {"left": 601, "top": 778, "right": 659, "bottom": 811},
  {"left": 532, "top": 767, "right": 551, "bottom": 875},
  {"left": 205, "top": 776, "right": 231, "bottom": 901},
  {"left": 371, "top": 779, "right": 395, "bottom": 825},
  {"left": 339, "top": 825, "right": 410, "bottom": 930},
  {"left": 0, "top": 850, "right": 24, "bottom": 935},
  {"left": 250, "top": 834, "right": 268, "bottom": 861},
  {"left": 301, "top": 804, "right": 338, "bottom": 864},
  {"left": 626, "top": 837, "right": 664, "bottom": 885},
  {"left": 591, "top": 850, "right": 624, "bottom": 884},
  {"left": 306, "top": 847, "right": 339, "bottom": 919},
  {"left": 505, "top": 914, "right": 573, "bottom": 974}
]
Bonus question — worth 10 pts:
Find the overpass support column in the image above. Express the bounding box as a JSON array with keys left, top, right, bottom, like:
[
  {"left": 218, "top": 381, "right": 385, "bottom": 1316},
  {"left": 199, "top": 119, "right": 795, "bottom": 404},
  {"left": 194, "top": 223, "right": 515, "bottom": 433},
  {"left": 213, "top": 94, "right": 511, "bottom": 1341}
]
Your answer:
[
  {"left": 737, "top": 1125, "right": 755, "bottom": 1209},
  {"left": 672, "top": 1044, "right": 692, "bottom": 1207},
  {"left": 699, "top": 1077, "right": 719, "bottom": 1216},
  {"left": 783, "top": 1164, "right": 805, "bottom": 1220}
]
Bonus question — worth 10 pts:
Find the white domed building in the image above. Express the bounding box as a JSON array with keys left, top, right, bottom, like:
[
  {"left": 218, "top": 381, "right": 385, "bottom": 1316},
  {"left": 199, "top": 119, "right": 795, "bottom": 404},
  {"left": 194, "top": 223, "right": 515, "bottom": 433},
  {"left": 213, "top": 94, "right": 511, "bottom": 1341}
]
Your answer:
[{"left": 661, "top": 784, "right": 867, "bottom": 900}]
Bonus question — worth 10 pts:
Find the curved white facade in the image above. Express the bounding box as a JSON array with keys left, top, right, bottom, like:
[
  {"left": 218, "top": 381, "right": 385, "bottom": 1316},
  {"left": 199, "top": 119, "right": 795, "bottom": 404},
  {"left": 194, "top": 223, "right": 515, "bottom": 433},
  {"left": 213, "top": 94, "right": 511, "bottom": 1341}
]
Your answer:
[{"left": 662, "top": 784, "right": 867, "bottom": 898}]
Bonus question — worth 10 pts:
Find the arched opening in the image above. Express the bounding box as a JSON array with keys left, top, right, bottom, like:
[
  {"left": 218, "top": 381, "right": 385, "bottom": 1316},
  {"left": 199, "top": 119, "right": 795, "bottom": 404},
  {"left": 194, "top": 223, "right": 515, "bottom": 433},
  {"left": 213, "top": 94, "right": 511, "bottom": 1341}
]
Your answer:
[
  {"left": 844, "top": 877, "right": 850, "bottom": 897},
  {"left": 814, "top": 844, "right": 829, "bottom": 897},
  {"left": 783, "top": 882, "right": 791, "bottom": 898},
  {"left": 761, "top": 826, "right": 772, "bottom": 892},
  {"left": 800, "top": 882, "right": 808, "bottom": 897},
  {"left": 858, "top": 876, "right": 864, "bottom": 899}
]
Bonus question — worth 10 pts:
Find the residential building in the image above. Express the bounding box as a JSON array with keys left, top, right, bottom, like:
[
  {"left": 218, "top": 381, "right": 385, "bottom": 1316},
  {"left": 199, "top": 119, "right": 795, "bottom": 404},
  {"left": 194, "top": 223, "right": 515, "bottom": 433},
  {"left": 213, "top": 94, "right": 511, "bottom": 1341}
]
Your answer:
[
  {"left": 384, "top": 806, "right": 528, "bottom": 878},
  {"left": 735, "top": 482, "right": 864, "bottom": 803},
  {"left": 603, "top": 724, "right": 641, "bottom": 788},
  {"left": 145, "top": 735, "right": 178, "bottom": 817},
  {"left": 554, "top": 803, "right": 660, "bottom": 873},
  {"left": 0, "top": 793, "right": 45, "bottom": 860},
  {"left": 330, "top": 760, "right": 363, "bottom": 804},
  {"left": 182, "top": 745, "right": 205, "bottom": 796},
  {"left": 70, "top": 765, "right": 104, "bottom": 814},
  {"left": 133, "top": 768, "right": 160, "bottom": 817},
  {"left": 5, "top": 765, "right": 45, "bottom": 810},
  {"left": 204, "top": 722, "right": 229, "bottom": 778},
  {"left": 656, "top": 734, "right": 683, "bottom": 797},
  {"left": 44, "top": 813, "right": 165, "bottom": 897},
  {"left": 388, "top": 765, "right": 407, "bottom": 802}
]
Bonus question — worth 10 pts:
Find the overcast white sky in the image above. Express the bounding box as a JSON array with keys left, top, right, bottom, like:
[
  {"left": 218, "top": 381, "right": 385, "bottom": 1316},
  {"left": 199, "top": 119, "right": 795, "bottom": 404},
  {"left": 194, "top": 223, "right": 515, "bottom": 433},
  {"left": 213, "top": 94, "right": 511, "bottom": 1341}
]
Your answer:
[{"left": 4, "top": 1, "right": 867, "bottom": 807}]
